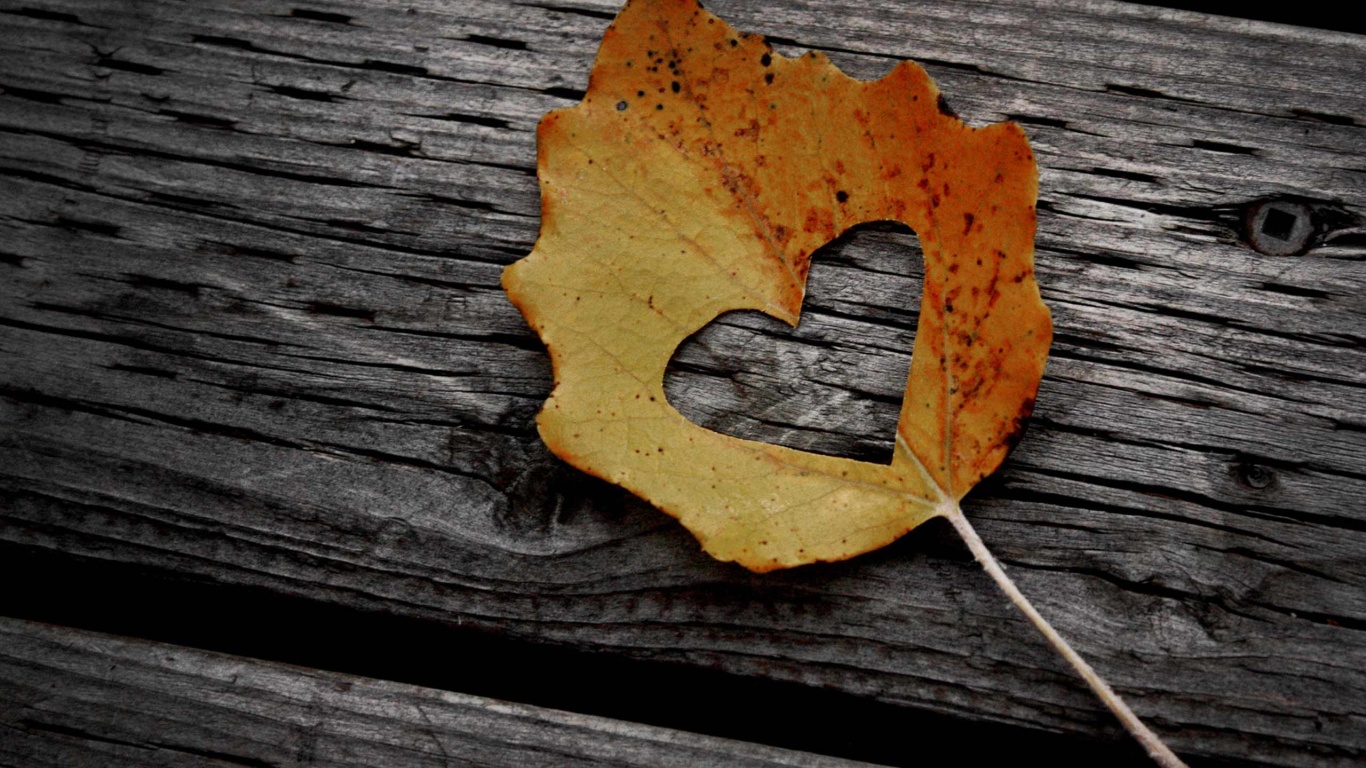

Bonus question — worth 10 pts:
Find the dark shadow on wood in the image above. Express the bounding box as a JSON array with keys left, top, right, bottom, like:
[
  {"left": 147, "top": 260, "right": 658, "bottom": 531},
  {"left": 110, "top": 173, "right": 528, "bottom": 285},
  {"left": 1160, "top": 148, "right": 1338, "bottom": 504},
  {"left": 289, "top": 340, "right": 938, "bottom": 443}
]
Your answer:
[
  {"left": 0, "top": 541, "right": 1195, "bottom": 768},
  {"left": 1124, "top": 1, "right": 1366, "bottom": 34}
]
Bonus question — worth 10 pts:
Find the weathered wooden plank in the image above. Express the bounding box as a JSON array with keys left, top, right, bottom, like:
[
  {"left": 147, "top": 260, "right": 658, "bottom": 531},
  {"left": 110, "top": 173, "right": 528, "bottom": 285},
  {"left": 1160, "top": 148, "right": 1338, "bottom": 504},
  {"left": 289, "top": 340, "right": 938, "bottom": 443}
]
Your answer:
[
  {"left": 0, "top": 0, "right": 1363, "bottom": 765},
  {"left": 0, "top": 617, "right": 876, "bottom": 767}
]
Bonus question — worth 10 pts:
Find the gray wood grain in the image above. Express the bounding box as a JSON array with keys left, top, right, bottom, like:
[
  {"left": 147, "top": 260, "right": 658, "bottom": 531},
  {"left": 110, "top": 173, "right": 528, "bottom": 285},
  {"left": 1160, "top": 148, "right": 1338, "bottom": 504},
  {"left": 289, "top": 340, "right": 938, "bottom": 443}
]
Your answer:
[
  {"left": 0, "top": 617, "right": 878, "bottom": 767},
  {"left": 0, "top": 0, "right": 1363, "bottom": 765}
]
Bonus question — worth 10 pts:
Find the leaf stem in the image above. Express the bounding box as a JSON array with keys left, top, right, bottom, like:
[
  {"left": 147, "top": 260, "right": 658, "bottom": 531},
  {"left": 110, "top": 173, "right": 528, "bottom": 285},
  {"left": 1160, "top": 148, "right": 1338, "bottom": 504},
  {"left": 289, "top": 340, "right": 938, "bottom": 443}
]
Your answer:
[{"left": 945, "top": 506, "right": 1189, "bottom": 768}]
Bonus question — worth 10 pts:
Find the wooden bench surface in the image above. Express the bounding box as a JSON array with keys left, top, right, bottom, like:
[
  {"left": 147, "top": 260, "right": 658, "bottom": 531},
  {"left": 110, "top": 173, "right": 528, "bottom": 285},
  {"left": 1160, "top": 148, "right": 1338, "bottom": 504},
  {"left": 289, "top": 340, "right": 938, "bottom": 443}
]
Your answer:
[
  {"left": 0, "top": 617, "right": 878, "bottom": 768},
  {"left": 1, "top": 0, "right": 1363, "bottom": 765}
]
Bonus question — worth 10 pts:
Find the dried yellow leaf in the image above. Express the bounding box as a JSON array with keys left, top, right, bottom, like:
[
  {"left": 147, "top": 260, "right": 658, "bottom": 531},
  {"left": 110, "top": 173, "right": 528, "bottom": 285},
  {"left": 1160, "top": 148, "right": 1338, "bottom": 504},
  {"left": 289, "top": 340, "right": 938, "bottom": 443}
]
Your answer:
[
  {"left": 504, "top": 0, "right": 1050, "bottom": 572},
  {"left": 503, "top": 7, "right": 1193, "bottom": 763}
]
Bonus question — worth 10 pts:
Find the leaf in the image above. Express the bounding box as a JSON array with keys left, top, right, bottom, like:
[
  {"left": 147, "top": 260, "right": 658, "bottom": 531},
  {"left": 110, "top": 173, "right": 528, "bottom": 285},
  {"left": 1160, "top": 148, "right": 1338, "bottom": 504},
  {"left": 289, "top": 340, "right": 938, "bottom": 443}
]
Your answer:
[
  {"left": 503, "top": 7, "right": 1191, "bottom": 762},
  {"left": 505, "top": 5, "right": 1196, "bottom": 759},
  {"left": 503, "top": 0, "right": 1050, "bottom": 572}
]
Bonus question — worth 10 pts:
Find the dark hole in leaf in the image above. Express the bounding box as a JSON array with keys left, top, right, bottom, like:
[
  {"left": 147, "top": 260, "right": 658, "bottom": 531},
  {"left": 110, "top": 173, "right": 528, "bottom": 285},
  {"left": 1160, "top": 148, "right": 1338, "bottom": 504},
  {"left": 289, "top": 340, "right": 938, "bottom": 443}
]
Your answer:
[{"left": 665, "top": 221, "right": 921, "bottom": 464}]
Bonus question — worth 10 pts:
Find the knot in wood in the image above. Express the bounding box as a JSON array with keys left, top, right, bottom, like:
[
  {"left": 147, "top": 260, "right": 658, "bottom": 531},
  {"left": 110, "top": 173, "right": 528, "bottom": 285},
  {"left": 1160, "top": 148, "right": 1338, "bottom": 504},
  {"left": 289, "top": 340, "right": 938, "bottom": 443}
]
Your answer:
[{"left": 1234, "top": 461, "right": 1276, "bottom": 490}]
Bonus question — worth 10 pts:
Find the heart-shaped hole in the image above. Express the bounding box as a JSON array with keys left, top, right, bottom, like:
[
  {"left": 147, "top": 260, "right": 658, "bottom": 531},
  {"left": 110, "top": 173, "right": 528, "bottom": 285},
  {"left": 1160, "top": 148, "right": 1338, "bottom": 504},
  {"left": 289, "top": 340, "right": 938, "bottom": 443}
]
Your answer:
[{"left": 664, "top": 221, "right": 921, "bottom": 465}]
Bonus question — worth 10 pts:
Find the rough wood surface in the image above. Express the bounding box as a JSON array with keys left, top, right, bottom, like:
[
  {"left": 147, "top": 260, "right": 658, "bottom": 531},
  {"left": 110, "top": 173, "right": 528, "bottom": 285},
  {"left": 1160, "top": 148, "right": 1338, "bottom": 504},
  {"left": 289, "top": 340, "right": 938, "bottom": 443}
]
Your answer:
[
  {"left": 0, "top": 617, "right": 875, "bottom": 767},
  {"left": 0, "top": 0, "right": 1363, "bottom": 765}
]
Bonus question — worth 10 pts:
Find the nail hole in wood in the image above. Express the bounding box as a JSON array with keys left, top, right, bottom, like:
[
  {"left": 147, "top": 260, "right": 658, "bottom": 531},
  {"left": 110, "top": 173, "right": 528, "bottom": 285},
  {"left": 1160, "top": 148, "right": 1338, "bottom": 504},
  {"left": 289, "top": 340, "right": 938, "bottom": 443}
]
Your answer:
[
  {"left": 1260, "top": 208, "right": 1296, "bottom": 241},
  {"left": 1244, "top": 199, "right": 1314, "bottom": 256}
]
